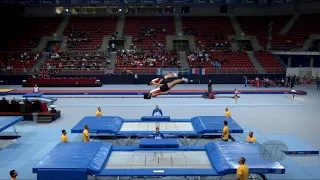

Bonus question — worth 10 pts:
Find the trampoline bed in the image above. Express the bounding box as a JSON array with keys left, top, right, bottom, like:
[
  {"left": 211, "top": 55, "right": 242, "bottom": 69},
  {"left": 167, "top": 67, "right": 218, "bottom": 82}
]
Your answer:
[{"left": 33, "top": 142, "right": 285, "bottom": 180}]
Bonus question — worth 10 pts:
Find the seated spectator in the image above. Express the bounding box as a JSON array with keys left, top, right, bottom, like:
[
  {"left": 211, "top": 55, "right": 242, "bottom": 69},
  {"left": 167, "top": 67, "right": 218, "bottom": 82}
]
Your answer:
[
  {"left": 153, "top": 127, "right": 164, "bottom": 139},
  {"left": 10, "top": 98, "right": 20, "bottom": 112},
  {"left": 152, "top": 105, "right": 163, "bottom": 116},
  {"left": 0, "top": 97, "right": 9, "bottom": 112},
  {"left": 246, "top": 131, "right": 256, "bottom": 143},
  {"left": 31, "top": 98, "right": 42, "bottom": 112}
]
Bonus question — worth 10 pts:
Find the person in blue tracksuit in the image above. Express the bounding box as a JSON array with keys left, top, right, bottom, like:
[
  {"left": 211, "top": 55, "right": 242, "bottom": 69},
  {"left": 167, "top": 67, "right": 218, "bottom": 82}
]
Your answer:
[
  {"left": 153, "top": 127, "right": 164, "bottom": 139},
  {"left": 152, "top": 105, "right": 163, "bottom": 116}
]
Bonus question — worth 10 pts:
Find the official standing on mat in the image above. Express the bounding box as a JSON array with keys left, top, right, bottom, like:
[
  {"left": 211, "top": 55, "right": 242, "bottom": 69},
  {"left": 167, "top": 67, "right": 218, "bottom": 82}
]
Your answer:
[
  {"left": 83, "top": 125, "right": 90, "bottom": 142},
  {"left": 96, "top": 107, "right": 102, "bottom": 116},
  {"left": 9, "top": 170, "right": 18, "bottom": 180},
  {"left": 246, "top": 131, "right": 256, "bottom": 143},
  {"left": 61, "top": 129, "right": 68, "bottom": 142},
  {"left": 208, "top": 79, "right": 212, "bottom": 94},
  {"left": 236, "top": 157, "right": 249, "bottom": 180},
  {"left": 221, "top": 120, "right": 229, "bottom": 142},
  {"left": 225, "top": 107, "right": 231, "bottom": 117}
]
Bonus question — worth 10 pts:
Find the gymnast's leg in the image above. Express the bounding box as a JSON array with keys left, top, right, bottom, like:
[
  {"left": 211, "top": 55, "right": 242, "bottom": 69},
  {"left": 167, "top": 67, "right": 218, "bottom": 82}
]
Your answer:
[
  {"left": 166, "top": 78, "right": 188, "bottom": 89},
  {"left": 164, "top": 73, "right": 178, "bottom": 80}
]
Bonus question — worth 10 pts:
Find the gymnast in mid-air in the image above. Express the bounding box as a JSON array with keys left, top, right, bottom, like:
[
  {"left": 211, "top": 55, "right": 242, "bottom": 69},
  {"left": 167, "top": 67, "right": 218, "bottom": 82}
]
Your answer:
[
  {"left": 148, "top": 73, "right": 178, "bottom": 88},
  {"left": 144, "top": 78, "right": 188, "bottom": 99}
]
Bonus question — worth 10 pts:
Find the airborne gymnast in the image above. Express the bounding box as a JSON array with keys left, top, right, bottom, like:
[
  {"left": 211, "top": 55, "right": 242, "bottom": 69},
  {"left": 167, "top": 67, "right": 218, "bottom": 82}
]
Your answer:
[
  {"left": 144, "top": 78, "right": 188, "bottom": 99},
  {"left": 148, "top": 73, "right": 178, "bottom": 88}
]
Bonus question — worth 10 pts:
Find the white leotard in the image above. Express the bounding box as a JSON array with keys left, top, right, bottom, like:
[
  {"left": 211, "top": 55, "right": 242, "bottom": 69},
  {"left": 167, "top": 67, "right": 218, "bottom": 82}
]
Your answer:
[{"left": 33, "top": 87, "right": 39, "bottom": 93}]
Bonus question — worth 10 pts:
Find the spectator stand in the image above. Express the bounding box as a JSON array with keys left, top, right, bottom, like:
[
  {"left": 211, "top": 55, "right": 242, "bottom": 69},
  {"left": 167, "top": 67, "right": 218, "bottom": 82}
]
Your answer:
[
  {"left": 42, "top": 51, "right": 111, "bottom": 75},
  {"left": 64, "top": 17, "right": 118, "bottom": 51},
  {"left": 181, "top": 17, "right": 233, "bottom": 50},
  {"left": 0, "top": 52, "right": 41, "bottom": 75},
  {"left": 116, "top": 49, "right": 180, "bottom": 69},
  {"left": 124, "top": 17, "right": 175, "bottom": 50},
  {"left": 187, "top": 49, "right": 257, "bottom": 73}
]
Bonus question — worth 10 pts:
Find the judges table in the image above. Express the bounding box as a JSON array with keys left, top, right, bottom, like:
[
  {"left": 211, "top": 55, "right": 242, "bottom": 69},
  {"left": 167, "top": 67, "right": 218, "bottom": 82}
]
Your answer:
[
  {"left": 27, "top": 78, "right": 97, "bottom": 86},
  {"left": 139, "top": 139, "right": 179, "bottom": 148}
]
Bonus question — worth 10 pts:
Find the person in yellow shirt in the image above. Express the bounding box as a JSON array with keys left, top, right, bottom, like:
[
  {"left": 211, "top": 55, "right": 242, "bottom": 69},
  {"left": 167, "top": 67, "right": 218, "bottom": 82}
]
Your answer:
[
  {"left": 10, "top": 170, "right": 18, "bottom": 180},
  {"left": 236, "top": 157, "right": 249, "bottom": 180},
  {"left": 61, "top": 129, "right": 68, "bottom": 142},
  {"left": 96, "top": 107, "right": 102, "bottom": 116},
  {"left": 82, "top": 125, "right": 90, "bottom": 142},
  {"left": 225, "top": 107, "right": 231, "bottom": 117},
  {"left": 246, "top": 131, "right": 256, "bottom": 142},
  {"left": 221, "top": 120, "right": 229, "bottom": 141}
]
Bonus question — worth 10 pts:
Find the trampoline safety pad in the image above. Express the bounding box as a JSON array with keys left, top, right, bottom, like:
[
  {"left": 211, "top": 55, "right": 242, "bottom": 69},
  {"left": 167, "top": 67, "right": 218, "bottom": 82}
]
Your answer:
[
  {"left": 105, "top": 151, "right": 212, "bottom": 169},
  {"left": 120, "top": 122, "right": 194, "bottom": 132}
]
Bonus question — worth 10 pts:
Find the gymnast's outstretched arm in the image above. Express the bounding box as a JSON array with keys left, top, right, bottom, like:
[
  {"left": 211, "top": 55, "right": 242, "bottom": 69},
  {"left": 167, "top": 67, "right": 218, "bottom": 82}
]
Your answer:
[{"left": 155, "top": 79, "right": 163, "bottom": 88}]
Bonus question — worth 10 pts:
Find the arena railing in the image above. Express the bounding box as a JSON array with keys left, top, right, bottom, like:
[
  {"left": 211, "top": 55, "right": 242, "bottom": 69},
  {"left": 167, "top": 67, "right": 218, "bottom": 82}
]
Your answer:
[{"left": 0, "top": 68, "right": 286, "bottom": 75}]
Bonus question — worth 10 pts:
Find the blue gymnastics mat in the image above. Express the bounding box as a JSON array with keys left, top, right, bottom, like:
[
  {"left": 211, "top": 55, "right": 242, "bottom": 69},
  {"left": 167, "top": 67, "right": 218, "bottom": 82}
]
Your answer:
[
  {"left": 33, "top": 142, "right": 111, "bottom": 174},
  {"left": 206, "top": 142, "right": 285, "bottom": 174},
  {"left": 231, "top": 128, "right": 319, "bottom": 155},
  {"left": 23, "top": 93, "right": 44, "bottom": 97},
  {"left": 265, "top": 134, "right": 319, "bottom": 155},
  {"left": 0, "top": 116, "right": 24, "bottom": 132},
  {"left": 71, "top": 116, "right": 243, "bottom": 135}
]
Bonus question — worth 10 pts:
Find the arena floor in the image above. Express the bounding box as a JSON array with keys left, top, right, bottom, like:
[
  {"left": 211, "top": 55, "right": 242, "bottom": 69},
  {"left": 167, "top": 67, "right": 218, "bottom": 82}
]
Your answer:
[{"left": 0, "top": 84, "right": 320, "bottom": 180}]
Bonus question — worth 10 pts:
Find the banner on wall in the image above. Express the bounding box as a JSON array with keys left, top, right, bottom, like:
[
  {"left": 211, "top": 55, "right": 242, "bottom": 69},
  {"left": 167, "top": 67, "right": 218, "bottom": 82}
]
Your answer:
[{"left": 156, "top": 68, "right": 207, "bottom": 75}]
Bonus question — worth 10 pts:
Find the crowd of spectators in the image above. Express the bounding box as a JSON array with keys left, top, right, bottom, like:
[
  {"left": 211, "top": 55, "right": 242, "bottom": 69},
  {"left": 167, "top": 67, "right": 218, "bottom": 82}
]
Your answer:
[
  {"left": 66, "top": 28, "right": 101, "bottom": 49},
  {"left": 38, "top": 51, "right": 110, "bottom": 74},
  {"left": 0, "top": 97, "right": 44, "bottom": 113},
  {"left": 187, "top": 49, "right": 230, "bottom": 68},
  {"left": 0, "top": 52, "right": 40, "bottom": 74},
  {"left": 132, "top": 25, "right": 167, "bottom": 47},
  {"left": 183, "top": 27, "right": 230, "bottom": 49},
  {"left": 116, "top": 49, "right": 180, "bottom": 68}
]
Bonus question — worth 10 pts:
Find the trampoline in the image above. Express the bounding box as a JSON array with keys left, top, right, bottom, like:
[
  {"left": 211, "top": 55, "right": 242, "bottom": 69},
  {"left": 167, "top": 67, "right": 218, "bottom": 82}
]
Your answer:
[
  {"left": 32, "top": 142, "right": 285, "bottom": 180},
  {"left": 22, "top": 93, "right": 57, "bottom": 104},
  {"left": 0, "top": 116, "right": 24, "bottom": 137},
  {"left": 71, "top": 116, "right": 243, "bottom": 145}
]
